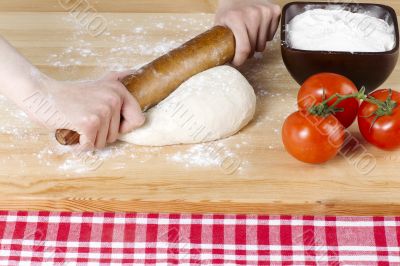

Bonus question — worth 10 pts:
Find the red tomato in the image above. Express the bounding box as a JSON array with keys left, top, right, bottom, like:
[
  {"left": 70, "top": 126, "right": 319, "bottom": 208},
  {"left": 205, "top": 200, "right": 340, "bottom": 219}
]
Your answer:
[
  {"left": 358, "top": 89, "right": 400, "bottom": 150},
  {"left": 298, "top": 73, "right": 359, "bottom": 128},
  {"left": 282, "top": 111, "right": 345, "bottom": 164}
]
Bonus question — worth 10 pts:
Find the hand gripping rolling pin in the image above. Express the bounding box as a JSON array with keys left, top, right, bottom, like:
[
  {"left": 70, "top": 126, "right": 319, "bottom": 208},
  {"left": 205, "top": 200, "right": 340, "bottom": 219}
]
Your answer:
[{"left": 55, "top": 26, "right": 235, "bottom": 145}]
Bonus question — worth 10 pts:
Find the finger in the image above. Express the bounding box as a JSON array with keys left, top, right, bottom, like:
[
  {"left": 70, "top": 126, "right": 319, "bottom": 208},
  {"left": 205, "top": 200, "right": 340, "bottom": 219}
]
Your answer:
[
  {"left": 79, "top": 134, "right": 95, "bottom": 151},
  {"left": 120, "top": 92, "right": 145, "bottom": 134},
  {"left": 244, "top": 10, "right": 261, "bottom": 56},
  {"left": 107, "top": 101, "right": 122, "bottom": 143},
  {"left": 267, "top": 6, "right": 282, "bottom": 41},
  {"left": 256, "top": 7, "right": 271, "bottom": 52},
  {"left": 116, "top": 69, "right": 136, "bottom": 81},
  {"left": 94, "top": 107, "right": 112, "bottom": 149},
  {"left": 95, "top": 121, "right": 110, "bottom": 149},
  {"left": 77, "top": 114, "right": 100, "bottom": 149},
  {"left": 225, "top": 20, "right": 252, "bottom": 66},
  {"left": 78, "top": 135, "right": 95, "bottom": 151},
  {"left": 99, "top": 84, "right": 128, "bottom": 142},
  {"left": 102, "top": 70, "right": 136, "bottom": 82}
]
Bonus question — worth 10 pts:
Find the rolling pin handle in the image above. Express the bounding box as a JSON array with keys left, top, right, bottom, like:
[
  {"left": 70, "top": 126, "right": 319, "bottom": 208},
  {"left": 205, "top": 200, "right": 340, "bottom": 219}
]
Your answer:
[
  {"left": 55, "top": 129, "right": 80, "bottom": 145},
  {"left": 55, "top": 26, "right": 235, "bottom": 146}
]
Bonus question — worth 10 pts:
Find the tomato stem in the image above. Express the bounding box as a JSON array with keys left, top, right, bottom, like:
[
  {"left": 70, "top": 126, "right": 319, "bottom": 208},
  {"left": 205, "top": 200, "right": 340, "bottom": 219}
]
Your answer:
[
  {"left": 359, "top": 89, "right": 398, "bottom": 130},
  {"left": 308, "top": 87, "right": 397, "bottom": 122},
  {"left": 308, "top": 87, "right": 365, "bottom": 117}
]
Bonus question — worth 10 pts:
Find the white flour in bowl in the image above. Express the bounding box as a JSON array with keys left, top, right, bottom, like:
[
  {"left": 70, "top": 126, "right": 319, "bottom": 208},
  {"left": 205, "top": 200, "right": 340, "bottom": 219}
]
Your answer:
[{"left": 286, "top": 9, "right": 396, "bottom": 53}]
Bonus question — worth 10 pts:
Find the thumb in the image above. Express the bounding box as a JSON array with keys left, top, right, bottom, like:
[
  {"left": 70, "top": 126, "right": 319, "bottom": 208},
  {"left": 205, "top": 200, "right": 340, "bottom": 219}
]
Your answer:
[
  {"left": 120, "top": 91, "right": 145, "bottom": 134},
  {"left": 101, "top": 70, "right": 136, "bottom": 82}
]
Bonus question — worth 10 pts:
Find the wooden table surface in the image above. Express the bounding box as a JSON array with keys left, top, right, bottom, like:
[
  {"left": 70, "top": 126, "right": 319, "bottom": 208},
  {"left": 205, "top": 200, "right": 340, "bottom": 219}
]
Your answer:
[{"left": 1, "top": 0, "right": 400, "bottom": 215}]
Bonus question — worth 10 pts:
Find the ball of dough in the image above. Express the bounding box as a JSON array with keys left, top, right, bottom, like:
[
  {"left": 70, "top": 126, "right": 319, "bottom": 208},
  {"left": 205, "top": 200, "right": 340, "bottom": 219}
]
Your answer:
[{"left": 119, "top": 66, "right": 256, "bottom": 146}]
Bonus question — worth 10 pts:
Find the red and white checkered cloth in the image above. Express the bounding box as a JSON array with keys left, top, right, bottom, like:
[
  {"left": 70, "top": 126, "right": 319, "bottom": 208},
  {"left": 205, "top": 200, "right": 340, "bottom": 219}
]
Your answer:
[{"left": 0, "top": 212, "right": 399, "bottom": 265}]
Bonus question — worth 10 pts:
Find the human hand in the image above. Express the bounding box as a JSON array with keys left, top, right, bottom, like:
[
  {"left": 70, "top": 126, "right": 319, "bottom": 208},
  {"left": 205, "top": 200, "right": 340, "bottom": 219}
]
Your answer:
[
  {"left": 215, "top": 0, "right": 281, "bottom": 66},
  {"left": 25, "top": 71, "right": 145, "bottom": 149}
]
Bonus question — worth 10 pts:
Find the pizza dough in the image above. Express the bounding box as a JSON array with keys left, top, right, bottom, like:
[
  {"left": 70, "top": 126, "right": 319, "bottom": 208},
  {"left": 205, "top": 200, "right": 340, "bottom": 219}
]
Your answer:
[{"left": 119, "top": 66, "right": 256, "bottom": 146}]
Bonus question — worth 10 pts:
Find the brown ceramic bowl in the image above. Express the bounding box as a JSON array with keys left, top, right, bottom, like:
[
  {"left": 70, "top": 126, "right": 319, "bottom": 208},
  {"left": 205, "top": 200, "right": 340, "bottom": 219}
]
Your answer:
[{"left": 281, "top": 2, "right": 399, "bottom": 93}]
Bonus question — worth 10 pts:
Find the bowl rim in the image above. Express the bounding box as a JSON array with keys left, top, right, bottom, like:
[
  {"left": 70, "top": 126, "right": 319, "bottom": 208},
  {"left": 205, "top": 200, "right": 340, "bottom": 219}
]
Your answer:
[{"left": 281, "top": 1, "right": 400, "bottom": 55}]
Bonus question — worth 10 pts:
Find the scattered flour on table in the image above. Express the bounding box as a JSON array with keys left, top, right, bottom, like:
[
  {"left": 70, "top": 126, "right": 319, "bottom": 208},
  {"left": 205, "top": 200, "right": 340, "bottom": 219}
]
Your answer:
[
  {"left": 0, "top": 14, "right": 296, "bottom": 175},
  {"left": 240, "top": 32, "right": 295, "bottom": 151},
  {"left": 47, "top": 14, "right": 214, "bottom": 73},
  {"left": 0, "top": 95, "right": 39, "bottom": 142},
  {"left": 0, "top": 90, "right": 250, "bottom": 175},
  {"left": 43, "top": 14, "right": 249, "bottom": 174},
  {"left": 169, "top": 143, "right": 235, "bottom": 168}
]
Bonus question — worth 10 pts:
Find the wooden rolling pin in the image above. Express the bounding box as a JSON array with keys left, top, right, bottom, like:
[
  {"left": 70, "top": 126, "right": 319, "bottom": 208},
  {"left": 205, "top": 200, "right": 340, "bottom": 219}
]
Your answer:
[{"left": 55, "top": 26, "right": 236, "bottom": 145}]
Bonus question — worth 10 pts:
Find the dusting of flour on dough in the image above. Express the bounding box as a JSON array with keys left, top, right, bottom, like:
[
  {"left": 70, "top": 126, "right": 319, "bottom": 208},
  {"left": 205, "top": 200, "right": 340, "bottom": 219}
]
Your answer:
[
  {"left": 119, "top": 66, "right": 256, "bottom": 146},
  {"left": 0, "top": 14, "right": 265, "bottom": 175}
]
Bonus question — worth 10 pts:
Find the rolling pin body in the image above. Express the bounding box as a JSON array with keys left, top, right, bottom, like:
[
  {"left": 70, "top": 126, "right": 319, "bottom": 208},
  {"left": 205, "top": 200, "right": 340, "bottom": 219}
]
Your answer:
[{"left": 56, "top": 26, "right": 235, "bottom": 145}]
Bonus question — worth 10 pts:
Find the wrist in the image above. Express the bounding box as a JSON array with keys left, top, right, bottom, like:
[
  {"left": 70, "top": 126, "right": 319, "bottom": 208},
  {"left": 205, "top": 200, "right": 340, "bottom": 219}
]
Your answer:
[
  {"left": 13, "top": 69, "right": 56, "bottom": 110},
  {"left": 16, "top": 71, "right": 64, "bottom": 130}
]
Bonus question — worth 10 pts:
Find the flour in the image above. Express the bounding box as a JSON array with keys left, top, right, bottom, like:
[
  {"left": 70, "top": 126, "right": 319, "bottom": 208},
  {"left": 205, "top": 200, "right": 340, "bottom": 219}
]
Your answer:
[
  {"left": 169, "top": 144, "right": 226, "bottom": 168},
  {"left": 0, "top": 14, "right": 260, "bottom": 175},
  {"left": 287, "top": 9, "right": 396, "bottom": 53},
  {"left": 119, "top": 66, "right": 256, "bottom": 146}
]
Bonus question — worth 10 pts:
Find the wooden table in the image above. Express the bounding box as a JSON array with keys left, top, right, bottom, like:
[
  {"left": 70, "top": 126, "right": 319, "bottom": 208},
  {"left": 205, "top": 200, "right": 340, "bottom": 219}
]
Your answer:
[{"left": 0, "top": 0, "right": 400, "bottom": 215}]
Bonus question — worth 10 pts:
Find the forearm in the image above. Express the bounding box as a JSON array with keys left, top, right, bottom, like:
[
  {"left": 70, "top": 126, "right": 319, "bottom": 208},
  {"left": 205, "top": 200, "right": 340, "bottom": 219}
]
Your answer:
[
  {"left": 218, "top": 0, "right": 272, "bottom": 9},
  {"left": 0, "top": 36, "right": 144, "bottom": 149},
  {"left": 0, "top": 36, "right": 50, "bottom": 106}
]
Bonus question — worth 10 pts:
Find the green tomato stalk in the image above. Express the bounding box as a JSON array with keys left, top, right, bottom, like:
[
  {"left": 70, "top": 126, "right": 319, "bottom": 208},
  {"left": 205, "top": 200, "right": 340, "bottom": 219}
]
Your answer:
[{"left": 309, "top": 87, "right": 398, "bottom": 128}]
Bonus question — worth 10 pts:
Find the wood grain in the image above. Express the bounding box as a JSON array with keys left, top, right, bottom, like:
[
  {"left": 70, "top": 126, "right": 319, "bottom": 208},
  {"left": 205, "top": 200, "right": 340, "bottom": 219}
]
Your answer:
[
  {"left": 1, "top": 0, "right": 399, "bottom": 13},
  {"left": 0, "top": 0, "right": 400, "bottom": 215},
  {"left": 0, "top": 0, "right": 218, "bottom": 13}
]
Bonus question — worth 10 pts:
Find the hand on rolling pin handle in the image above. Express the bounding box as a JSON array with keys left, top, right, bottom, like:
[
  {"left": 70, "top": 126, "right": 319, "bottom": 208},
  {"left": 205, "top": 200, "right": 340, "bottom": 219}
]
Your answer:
[
  {"left": 0, "top": 36, "right": 145, "bottom": 149},
  {"left": 215, "top": 0, "right": 281, "bottom": 66},
  {"left": 42, "top": 72, "right": 146, "bottom": 149}
]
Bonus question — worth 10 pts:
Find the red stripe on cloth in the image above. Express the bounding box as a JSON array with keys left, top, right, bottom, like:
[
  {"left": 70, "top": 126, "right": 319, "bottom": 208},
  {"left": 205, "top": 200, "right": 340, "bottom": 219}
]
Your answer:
[
  {"left": 9, "top": 211, "right": 28, "bottom": 263},
  {"left": 397, "top": 217, "right": 400, "bottom": 248},
  {"left": 189, "top": 215, "right": 202, "bottom": 244},
  {"left": 32, "top": 215, "right": 48, "bottom": 255},
  {"left": 167, "top": 214, "right": 181, "bottom": 265},
  {"left": 257, "top": 215, "right": 270, "bottom": 260},
  {"left": 280, "top": 215, "right": 293, "bottom": 265},
  {"left": 302, "top": 216, "right": 317, "bottom": 266},
  {"left": 325, "top": 216, "right": 339, "bottom": 265},
  {"left": 0, "top": 212, "right": 399, "bottom": 265},
  {"left": 234, "top": 215, "right": 247, "bottom": 265},
  {"left": 374, "top": 217, "right": 389, "bottom": 266},
  {"left": 212, "top": 214, "right": 224, "bottom": 245},
  {"left": 212, "top": 214, "right": 225, "bottom": 264}
]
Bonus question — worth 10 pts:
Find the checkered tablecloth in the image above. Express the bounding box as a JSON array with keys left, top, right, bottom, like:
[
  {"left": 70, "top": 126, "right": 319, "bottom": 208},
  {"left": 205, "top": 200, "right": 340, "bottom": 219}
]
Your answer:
[{"left": 0, "top": 212, "right": 399, "bottom": 265}]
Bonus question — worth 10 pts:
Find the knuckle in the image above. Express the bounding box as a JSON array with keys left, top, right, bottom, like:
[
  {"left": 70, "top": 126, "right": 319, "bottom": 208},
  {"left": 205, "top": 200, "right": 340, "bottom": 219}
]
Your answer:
[
  {"left": 99, "top": 105, "right": 112, "bottom": 118},
  {"left": 84, "top": 115, "right": 101, "bottom": 130},
  {"left": 271, "top": 4, "right": 281, "bottom": 16},
  {"left": 260, "top": 5, "right": 271, "bottom": 16},
  {"left": 226, "top": 10, "right": 242, "bottom": 20},
  {"left": 246, "top": 6, "right": 260, "bottom": 17},
  {"left": 112, "top": 81, "right": 128, "bottom": 93},
  {"left": 238, "top": 45, "right": 251, "bottom": 55},
  {"left": 262, "top": 7, "right": 273, "bottom": 17},
  {"left": 107, "top": 94, "right": 122, "bottom": 109}
]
